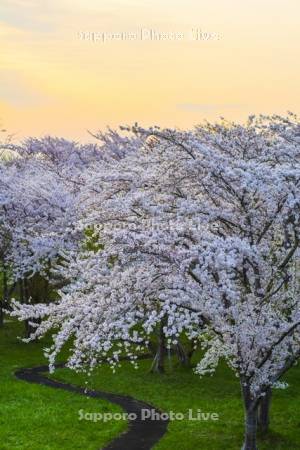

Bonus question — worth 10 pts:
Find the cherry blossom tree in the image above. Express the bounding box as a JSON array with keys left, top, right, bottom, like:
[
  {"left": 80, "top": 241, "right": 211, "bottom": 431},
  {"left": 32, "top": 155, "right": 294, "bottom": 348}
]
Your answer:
[
  {"left": 10, "top": 115, "right": 300, "bottom": 450},
  {"left": 0, "top": 137, "right": 85, "bottom": 328},
  {"left": 0, "top": 131, "right": 144, "bottom": 328}
]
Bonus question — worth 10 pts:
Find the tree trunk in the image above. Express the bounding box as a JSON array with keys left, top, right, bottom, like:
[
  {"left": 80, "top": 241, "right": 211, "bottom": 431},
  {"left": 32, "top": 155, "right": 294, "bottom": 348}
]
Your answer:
[
  {"left": 241, "top": 382, "right": 259, "bottom": 450},
  {"left": 0, "top": 265, "right": 8, "bottom": 327},
  {"left": 243, "top": 407, "right": 258, "bottom": 450},
  {"left": 0, "top": 303, "right": 3, "bottom": 327},
  {"left": 19, "top": 278, "right": 31, "bottom": 338},
  {"left": 150, "top": 319, "right": 166, "bottom": 373},
  {"left": 258, "top": 388, "right": 272, "bottom": 434},
  {"left": 175, "top": 341, "right": 190, "bottom": 367}
]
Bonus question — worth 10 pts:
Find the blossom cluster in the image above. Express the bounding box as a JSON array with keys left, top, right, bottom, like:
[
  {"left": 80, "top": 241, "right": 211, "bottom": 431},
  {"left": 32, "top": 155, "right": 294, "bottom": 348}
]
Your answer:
[{"left": 5, "top": 114, "right": 300, "bottom": 401}]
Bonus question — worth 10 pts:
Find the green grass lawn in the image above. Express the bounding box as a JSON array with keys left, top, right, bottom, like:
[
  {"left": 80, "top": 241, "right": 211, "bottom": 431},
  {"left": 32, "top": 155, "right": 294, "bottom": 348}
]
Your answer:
[
  {"left": 0, "top": 321, "right": 126, "bottom": 450},
  {"left": 1, "top": 320, "right": 300, "bottom": 449},
  {"left": 53, "top": 354, "right": 300, "bottom": 449}
]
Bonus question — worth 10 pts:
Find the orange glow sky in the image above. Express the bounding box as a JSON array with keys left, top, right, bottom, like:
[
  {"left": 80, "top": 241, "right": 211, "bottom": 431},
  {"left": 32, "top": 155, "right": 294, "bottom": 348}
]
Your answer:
[{"left": 0, "top": 0, "right": 299, "bottom": 141}]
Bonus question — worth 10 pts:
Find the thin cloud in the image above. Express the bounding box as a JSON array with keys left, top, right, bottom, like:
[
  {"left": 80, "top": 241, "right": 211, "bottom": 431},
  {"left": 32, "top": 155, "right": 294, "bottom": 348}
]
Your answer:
[
  {"left": 0, "top": 0, "right": 117, "bottom": 33},
  {"left": 0, "top": 71, "right": 49, "bottom": 107},
  {"left": 177, "top": 103, "right": 245, "bottom": 112}
]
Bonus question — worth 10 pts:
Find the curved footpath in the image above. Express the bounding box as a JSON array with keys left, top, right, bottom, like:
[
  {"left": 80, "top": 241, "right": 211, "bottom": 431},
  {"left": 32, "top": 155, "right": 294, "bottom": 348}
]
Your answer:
[{"left": 15, "top": 357, "right": 168, "bottom": 450}]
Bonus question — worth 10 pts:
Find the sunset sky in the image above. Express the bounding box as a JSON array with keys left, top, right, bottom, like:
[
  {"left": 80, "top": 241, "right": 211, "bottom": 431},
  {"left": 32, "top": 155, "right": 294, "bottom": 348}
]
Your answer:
[{"left": 0, "top": 0, "right": 299, "bottom": 141}]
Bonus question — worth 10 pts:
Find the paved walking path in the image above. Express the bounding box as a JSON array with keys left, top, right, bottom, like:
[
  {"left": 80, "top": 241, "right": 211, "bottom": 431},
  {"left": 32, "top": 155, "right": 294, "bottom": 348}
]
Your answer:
[{"left": 15, "top": 358, "right": 168, "bottom": 450}]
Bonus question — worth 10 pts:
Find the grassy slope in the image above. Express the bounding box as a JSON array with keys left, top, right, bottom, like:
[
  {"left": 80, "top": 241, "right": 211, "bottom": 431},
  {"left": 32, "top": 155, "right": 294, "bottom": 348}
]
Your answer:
[
  {"left": 0, "top": 322, "right": 126, "bottom": 450},
  {"left": 1, "top": 320, "right": 300, "bottom": 449},
  {"left": 53, "top": 352, "right": 300, "bottom": 450}
]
